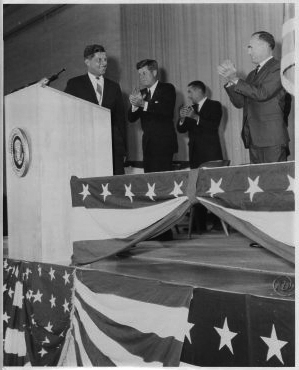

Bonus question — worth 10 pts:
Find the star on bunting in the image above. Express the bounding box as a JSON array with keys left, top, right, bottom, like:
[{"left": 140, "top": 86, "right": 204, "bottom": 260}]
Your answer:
[
  {"left": 45, "top": 321, "right": 53, "bottom": 333},
  {"left": 62, "top": 299, "right": 70, "bottom": 313},
  {"left": 286, "top": 175, "right": 294, "bottom": 192},
  {"left": 184, "top": 323, "right": 195, "bottom": 343},
  {"left": 146, "top": 183, "right": 156, "bottom": 201},
  {"left": 170, "top": 181, "right": 184, "bottom": 198},
  {"left": 3, "top": 312, "right": 10, "bottom": 323},
  {"left": 79, "top": 184, "right": 90, "bottom": 200},
  {"left": 49, "top": 267, "right": 55, "bottom": 281},
  {"left": 8, "top": 287, "right": 14, "bottom": 298},
  {"left": 125, "top": 184, "right": 135, "bottom": 202},
  {"left": 42, "top": 337, "right": 50, "bottom": 345},
  {"left": 214, "top": 317, "right": 238, "bottom": 354},
  {"left": 38, "top": 347, "right": 48, "bottom": 358},
  {"left": 38, "top": 265, "right": 42, "bottom": 276},
  {"left": 33, "top": 289, "right": 43, "bottom": 303},
  {"left": 260, "top": 324, "right": 288, "bottom": 364},
  {"left": 100, "top": 183, "right": 112, "bottom": 201},
  {"left": 3, "top": 259, "right": 8, "bottom": 269},
  {"left": 206, "top": 178, "right": 224, "bottom": 197},
  {"left": 63, "top": 270, "right": 70, "bottom": 285},
  {"left": 3, "top": 283, "right": 7, "bottom": 293},
  {"left": 245, "top": 176, "right": 264, "bottom": 201},
  {"left": 49, "top": 294, "right": 56, "bottom": 308}
]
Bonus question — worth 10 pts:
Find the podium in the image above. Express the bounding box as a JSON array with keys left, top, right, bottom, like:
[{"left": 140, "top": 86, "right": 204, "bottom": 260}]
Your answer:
[{"left": 5, "top": 84, "right": 113, "bottom": 264}]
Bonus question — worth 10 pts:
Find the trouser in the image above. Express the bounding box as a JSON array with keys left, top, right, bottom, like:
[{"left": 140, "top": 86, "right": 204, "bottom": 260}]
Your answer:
[{"left": 249, "top": 144, "right": 288, "bottom": 164}]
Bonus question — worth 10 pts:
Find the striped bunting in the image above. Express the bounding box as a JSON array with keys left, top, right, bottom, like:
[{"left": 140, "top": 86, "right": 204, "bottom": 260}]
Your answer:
[{"left": 60, "top": 270, "right": 193, "bottom": 366}]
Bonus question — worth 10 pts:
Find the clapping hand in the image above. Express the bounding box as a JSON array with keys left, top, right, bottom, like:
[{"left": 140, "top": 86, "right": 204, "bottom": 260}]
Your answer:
[
  {"left": 217, "top": 60, "right": 237, "bottom": 82},
  {"left": 129, "top": 88, "right": 145, "bottom": 107},
  {"left": 179, "top": 105, "right": 198, "bottom": 120}
]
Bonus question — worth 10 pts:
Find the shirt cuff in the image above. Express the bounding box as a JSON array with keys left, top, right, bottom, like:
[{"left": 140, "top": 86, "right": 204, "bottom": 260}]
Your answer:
[
  {"left": 143, "top": 102, "right": 149, "bottom": 111},
  {"left": 131, "top": 105, "right": 139, "bottom": 112}
]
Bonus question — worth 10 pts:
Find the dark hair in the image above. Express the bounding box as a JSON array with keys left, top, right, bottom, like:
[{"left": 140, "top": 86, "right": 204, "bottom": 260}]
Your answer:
[
  {"left": 188, "top": 80, "right": 206, "bottom": 94},
  {"left": 136, "top": 59, "right": 158, "bottom": 71},
  {"left": 84, "top": 44, "right": 106, "bottom": 59},
  {"left": 252, "top": 31, "right": 275, "bottom": 50}
]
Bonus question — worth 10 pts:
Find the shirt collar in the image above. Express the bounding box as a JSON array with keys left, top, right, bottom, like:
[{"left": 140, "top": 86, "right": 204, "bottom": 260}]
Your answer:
[
  {"left": 197, "top": 96, "right": 207, "bottom": 108},
  {"left": 148, "top": 80, "right": 159, "bottom": 95},
  {"left": 88, "top": 72, "right": 103, "bottom": 83}
]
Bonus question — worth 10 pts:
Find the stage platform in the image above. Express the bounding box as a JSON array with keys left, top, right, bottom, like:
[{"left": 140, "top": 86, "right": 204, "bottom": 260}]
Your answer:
[{"left": 88, "top": 231, "right": 294, "bottom": 300}]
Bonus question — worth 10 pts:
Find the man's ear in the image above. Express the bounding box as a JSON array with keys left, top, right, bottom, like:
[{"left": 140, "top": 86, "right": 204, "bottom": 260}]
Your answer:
[
  {"left": 153, "top": 70, "right": 158, "bottom": 78},
  {"left": 84, "top": 58, "right": 90, "bottom": 68}
]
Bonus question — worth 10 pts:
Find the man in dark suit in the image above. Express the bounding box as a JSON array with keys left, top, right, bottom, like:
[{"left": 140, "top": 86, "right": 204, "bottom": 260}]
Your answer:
[
  {"left": 128, "top": 59, "right": 178, "bottom": 173},
  {"left": 177, "top": 80, "right": 223, "bottom": 168},
  {"left": 64, "top": 44, "right": 126, "bottom": 175},
  {"left": 177, "top": 80, "right": 223, "bottom": 232},
  {"left": 218, "top": 31, "right": 290, "bottom": 164}
]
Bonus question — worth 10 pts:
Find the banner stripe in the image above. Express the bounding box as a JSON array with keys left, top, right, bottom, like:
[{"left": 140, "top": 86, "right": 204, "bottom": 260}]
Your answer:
[
  {"left": 71, "top": 196, "right": 188, "bottom": 241},
  {"left": 74, "top": 296, "right": 161, "bottom": 366},
  {"left": 75, "top": 276, "right": 190, "bottom": 342}
]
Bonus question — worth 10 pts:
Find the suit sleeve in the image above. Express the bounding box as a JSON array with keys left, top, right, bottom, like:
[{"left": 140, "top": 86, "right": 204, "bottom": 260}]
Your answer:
[
  {"left": 233, "top": 66, "right": 282, "bottom": 102},
  {"left": 64, "top": 79, "right": 77, "bottom": 96},
  {"left": 128, "top": 106, "right": 142, "bottom": 123},
  {"left": 224, "top": 83, "right": 245, "bottom": 109},
  {"left": 198, "top": 101, "right": 222, "bottom": 130}
]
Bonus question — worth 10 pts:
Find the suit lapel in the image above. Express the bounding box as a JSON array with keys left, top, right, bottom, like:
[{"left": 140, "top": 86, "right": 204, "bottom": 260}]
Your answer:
[{"left": 83, "top": 74, "right": 98, "bottom": 104}]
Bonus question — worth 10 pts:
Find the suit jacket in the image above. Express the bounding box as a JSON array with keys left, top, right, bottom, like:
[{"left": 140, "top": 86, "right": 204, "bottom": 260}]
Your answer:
[
  {"left": 177, "top": 99, "right": 223, "bottom": 168},
  {"left": 128, "top": 81, "right": 178, "bottom": 155},
  {"left": 225, "top": 58, "right": 289, "bottom": 148},
  {"left": 64, "top": 74, "right": 126, "bottom": 156}
]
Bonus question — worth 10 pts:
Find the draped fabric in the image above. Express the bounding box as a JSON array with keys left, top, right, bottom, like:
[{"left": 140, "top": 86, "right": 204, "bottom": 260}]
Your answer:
[
  {"left": 70, "top": 162, "right": 295, "bottom": 265},
  {"left": 120, "top": 3, "right": 295, "bottom": 164}
]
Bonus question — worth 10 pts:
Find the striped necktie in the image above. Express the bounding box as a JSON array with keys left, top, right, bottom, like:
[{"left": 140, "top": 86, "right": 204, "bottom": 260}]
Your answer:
[{"left": 96, "top": 77, "right": 102, "bottom": 104}]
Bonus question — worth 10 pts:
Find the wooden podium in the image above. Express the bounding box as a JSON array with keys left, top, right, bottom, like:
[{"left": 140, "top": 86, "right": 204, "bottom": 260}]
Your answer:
[{"left": 5, "top": 84, "right": 113, "bottom": 264}]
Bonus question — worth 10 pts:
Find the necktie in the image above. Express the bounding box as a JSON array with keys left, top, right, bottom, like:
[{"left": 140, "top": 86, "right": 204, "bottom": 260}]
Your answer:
[
  {"left": 96, "top": 77, "right": 102, "bottom": 104},
  {"left": 144, "top": 89, "right": 151, "bottom": 102},
  {"left": 255, "top": 65, "right": 260, "bottom": 75}
]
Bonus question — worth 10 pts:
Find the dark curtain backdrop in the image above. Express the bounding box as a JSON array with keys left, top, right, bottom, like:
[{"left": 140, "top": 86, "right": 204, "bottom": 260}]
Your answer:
[{"left": 119, "top": 3, "right": 295, "bottom": 165}]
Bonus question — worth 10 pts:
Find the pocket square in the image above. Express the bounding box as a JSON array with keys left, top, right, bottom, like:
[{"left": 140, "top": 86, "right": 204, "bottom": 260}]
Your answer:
[{"left": 155, "top": 101, "right": 159, "bottom": 103}]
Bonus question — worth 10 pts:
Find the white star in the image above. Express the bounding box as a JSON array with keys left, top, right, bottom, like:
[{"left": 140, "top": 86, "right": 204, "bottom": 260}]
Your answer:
[
  {"left": 42, "top": 336, "right": 50, "bottom": 345},
  {"left": 44, "top": 322, "right": 53, "bottom": 332},
  {"left": 49, "top": 294, "right": 56, "bottom": 308},
  {"left": 100, "top": 183, "right": 112, "bottom": 201},
  {"left": 33, "top": 289, "right": 43, "bottom": 303},
  {"left": 184, "top": 322, "right": 195, "bottom": 343},
  {"left": 260, "top": 324, "right": 288, "bottom": 364},
  {"left": 146, "top": 183, "right": 156, "bottom": 201},
  {"left": 3, "top": 284, "right": 7, "bottom": 293},
  {"left": 3, "top": 259, "right": 8, "bottom": 269},
  {"left": 26, "top": 290, "right": 33, "bottom": 300},
  {"left": 79, "top": 184, "right": 90, "bottom": 200},
  {"left": 38, "top": 347, "right": 48, "bottom": 358},
  {"left": 38, "top": 265, "right": 42, "bottom": 276},
  {"left": 206, "top": 178, "right": 224, "bottom": 198},
  {"left": 3, "top": 312, "right": 10, "bottom": 323},
  {"left": 49, "top": 267, "right": 55, "bottom": 281},
  {"left": 125, "top": 184, "right": 135, "bottom": 202},
  {"left": 170, "top": 181, "right": 184, "bottom": 198},
  {"left": 244, "top": 176, "right": 264, "bottom": 201},
  {"left": 214, "top": 317, "right": 238, "bottom": 354},
  {"left": 24, "top": 268, "right": 32, "bottom": 280},
  {"left": 8, "top": 287, "right": 14, "bottom": 298},
  {"left": 62, "top": 270, "right": 70, "bottom": 285},
  {"left": 62, "top": 299, "right": 70, "bottom": 313},
  {"left": 286, "top": 175, "right": 294, "bottom": 192}
]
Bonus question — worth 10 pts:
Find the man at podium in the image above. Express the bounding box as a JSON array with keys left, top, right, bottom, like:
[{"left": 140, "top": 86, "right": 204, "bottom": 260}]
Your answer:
[{"left": 64, "top": 44, "right": 126, "bottom": 175}]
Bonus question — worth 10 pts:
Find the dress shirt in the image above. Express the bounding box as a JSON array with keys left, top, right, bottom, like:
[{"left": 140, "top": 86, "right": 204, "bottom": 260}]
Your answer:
[
  {"left": 132, "top": 80, "right": 159, "bottom": 112},
  {"left": 88, "top": 72, "right": 104, "bottom": 105},
  {"left": 179, "top": 97, "right": 207, "bottom": 126}
]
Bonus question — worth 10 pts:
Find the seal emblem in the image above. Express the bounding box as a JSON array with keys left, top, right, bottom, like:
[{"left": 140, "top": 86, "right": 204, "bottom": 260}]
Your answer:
[
  {"left": 9, "top": 128, "right": 30, "bottom": 177},
  {"left": 273, "top": 275, "right": 294, "bottom": 297}
]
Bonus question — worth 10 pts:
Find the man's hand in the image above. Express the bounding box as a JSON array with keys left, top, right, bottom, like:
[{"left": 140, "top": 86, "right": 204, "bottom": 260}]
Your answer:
[
  {"left": 217, "top": 59, "right": 238, "bottom": 82},
  {"left": 129, "top": 91, "right": 145, "bottom": 108},
  {"left": 180, "top": 105, "right": 198, "bottom": 120}
]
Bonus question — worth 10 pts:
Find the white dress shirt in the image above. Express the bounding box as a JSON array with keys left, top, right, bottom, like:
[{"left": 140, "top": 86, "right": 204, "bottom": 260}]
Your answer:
[{"left": 88, "top": 72, "right": 104, "bottom": 105}]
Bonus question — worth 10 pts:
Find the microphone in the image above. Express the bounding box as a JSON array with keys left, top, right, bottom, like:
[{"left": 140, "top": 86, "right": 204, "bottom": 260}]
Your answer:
[{"left": 46, "top": 68, "right": 66, "bottom": 85}]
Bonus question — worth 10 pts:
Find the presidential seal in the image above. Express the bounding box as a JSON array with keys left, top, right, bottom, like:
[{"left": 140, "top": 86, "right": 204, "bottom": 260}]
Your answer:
[
  {"left": 273, "top": 275, "right": 294, "bottom": 297},
  {"left": 9, "top": 128, "right": 30, "bottom": 177}
]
